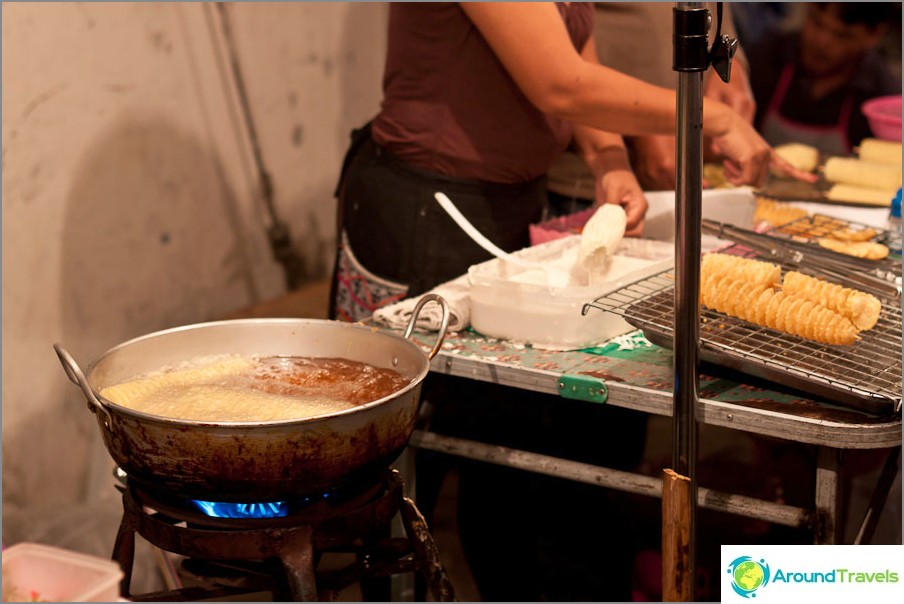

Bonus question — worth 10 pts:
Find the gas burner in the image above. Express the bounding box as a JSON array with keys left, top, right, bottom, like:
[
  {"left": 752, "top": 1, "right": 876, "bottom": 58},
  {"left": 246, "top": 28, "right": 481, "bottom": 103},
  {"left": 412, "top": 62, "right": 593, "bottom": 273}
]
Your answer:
[
  {"left": 114, "top": 467, "right": 387, "bottom": 530},
  {"left": 111, "top": 469, "right": 454, "bottom": 602}
]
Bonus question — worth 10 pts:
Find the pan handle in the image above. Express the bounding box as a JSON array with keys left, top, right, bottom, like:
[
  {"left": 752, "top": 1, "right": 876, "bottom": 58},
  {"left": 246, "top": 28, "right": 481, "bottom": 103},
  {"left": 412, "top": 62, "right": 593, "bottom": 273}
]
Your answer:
[
  {"left": 53, "top": 344, "right": 112, "bottom": 428},
  {"left": 403, "top": 294, "right": 450, "bottom": 360}
]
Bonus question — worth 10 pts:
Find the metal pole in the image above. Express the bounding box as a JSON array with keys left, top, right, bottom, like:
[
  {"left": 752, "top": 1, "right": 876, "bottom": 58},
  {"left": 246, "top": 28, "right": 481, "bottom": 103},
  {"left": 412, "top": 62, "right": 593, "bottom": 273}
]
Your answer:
[
  {"left": 664, "top": 3, "right": 708, "bottom": 600},
  {"left": 673, "top": 1, "right": 704, "bottom": 490}
]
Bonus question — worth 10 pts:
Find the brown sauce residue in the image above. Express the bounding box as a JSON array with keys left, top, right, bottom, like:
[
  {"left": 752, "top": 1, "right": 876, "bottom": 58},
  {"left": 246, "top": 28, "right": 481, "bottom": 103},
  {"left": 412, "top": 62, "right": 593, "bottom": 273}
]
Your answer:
[{"left": 242, "top": 357, "right": 411, "bottom": 406}]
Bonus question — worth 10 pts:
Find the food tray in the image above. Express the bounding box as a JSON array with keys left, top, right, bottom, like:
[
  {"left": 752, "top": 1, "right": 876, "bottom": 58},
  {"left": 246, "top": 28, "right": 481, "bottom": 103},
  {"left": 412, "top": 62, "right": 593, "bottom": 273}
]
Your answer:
[
  {"left": 756, "top": 176, "right": 831, "bottom": 204},
  {"left": 582, "top": 246, "right": 903, "bottom": 416}
]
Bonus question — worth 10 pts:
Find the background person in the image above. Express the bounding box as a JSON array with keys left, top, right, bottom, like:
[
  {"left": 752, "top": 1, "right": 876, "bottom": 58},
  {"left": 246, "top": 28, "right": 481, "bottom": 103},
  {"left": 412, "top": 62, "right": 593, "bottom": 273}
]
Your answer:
[{"left": 749, "top": 2, "right": 901, "bottom": 156}]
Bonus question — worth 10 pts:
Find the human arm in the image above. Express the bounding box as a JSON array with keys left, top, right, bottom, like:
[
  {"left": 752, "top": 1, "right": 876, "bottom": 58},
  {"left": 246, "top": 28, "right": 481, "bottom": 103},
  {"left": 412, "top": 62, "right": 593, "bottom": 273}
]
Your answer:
[
  {"left": 702, "top": 50, "right": 757, "bottom": 175},
  {"left": 572, "top": 39, "right": 647, "bottom": 236},
  {"left": 703, "top": 53, "right": 756, "bottom": 124},
  {"left": 459, "top": 2, "right": 814, "bottom": 187},
  {"left": 574, "top": 127, "right": 648, "bottom": 237},
  {"left": 589, "top": 2, "right": 758, "bottom": 189},
  {"left": 625, "top": 55, "right": 757, "bottom": 190}
]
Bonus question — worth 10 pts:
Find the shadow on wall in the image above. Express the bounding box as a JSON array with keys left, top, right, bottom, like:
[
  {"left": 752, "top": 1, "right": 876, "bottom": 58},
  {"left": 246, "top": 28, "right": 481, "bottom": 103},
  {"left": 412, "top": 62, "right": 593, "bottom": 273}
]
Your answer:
[
  {"left": 57, "top": 110, "right": 260, "bottom": 347},
  {"left": 2, "top": 110, "right": 261, "bottom": 592}
]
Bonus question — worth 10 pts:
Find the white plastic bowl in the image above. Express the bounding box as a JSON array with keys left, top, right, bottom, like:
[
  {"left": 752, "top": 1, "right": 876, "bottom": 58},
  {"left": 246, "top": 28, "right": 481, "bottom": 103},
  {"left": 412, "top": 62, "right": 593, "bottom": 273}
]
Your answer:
[{"left": 1, "top": 543, "right": 124, "bottom": 602}]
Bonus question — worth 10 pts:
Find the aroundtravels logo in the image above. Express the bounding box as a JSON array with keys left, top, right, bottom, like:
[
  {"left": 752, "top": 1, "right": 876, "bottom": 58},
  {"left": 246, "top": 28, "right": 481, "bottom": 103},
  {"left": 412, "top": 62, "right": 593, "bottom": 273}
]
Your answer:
[
  {"left": 727, "top": 556, "right": 771, "bottom": 598},
  {"left": 722, "top": 545, "right": 903, "bottom": 603}
]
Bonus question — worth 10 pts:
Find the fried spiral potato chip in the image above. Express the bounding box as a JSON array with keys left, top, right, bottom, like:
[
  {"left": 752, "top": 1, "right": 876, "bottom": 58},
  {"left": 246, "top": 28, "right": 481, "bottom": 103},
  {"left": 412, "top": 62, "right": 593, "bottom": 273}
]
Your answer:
[
  {"left": 754, "top": 198, "right": 809, "bottom": 227},
  {"left": 825, "top": 227, "right": 879, "bottom": 242},
  {"left": 701, "top": 273, "right": 858, "bottom": 345},
  {"left": 699, "top": 252, "right": 865, "bottom": 345},
  {"left": 782, "top": 271, "right": 882, "bottom": 331},
  {"left": 701, "top": 252, "right": 782, "bottom": 286},
  {"left": 816, "top": 237, "right": 890, "bottom": 260}
]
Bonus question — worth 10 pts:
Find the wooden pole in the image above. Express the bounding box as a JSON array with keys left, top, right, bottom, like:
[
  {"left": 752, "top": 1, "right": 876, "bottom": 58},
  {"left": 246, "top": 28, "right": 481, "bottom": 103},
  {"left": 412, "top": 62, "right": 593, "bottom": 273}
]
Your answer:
[{"left": 662, "top": 469, "right": 692, "bottom": 602}]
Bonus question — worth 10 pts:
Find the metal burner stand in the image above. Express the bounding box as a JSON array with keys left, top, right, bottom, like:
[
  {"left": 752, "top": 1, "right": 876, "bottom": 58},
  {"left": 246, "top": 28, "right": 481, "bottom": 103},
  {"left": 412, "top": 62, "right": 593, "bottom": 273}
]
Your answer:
[{"left": 112, "top": 469, "right": 455, "bottom": 602}]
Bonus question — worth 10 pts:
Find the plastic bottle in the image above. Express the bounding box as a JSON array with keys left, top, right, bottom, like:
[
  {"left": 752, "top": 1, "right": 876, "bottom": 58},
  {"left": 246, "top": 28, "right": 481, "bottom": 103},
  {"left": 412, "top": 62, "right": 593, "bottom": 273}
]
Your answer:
[{"left": 886, "top": 188, "right": 902, "bottom": 254}]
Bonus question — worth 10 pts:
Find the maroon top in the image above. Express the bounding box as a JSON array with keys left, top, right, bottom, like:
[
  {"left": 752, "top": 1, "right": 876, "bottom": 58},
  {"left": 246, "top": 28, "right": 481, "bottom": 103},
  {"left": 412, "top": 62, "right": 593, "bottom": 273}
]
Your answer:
[{"left": 372, "top": 2, "right": 593, "bottom": 184}]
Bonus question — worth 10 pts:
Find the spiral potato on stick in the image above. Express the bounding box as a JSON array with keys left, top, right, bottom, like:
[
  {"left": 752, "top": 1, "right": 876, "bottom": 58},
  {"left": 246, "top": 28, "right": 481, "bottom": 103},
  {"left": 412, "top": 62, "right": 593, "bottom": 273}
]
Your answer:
[
  {"left": 782, "top": 271, "right": 882, "bottom": 330},
  {"left": 700, "top": 253, "right": 781, "bottom": 286},
  {"left": 699, "top": 253, "right": 859, "bottom": 345}
]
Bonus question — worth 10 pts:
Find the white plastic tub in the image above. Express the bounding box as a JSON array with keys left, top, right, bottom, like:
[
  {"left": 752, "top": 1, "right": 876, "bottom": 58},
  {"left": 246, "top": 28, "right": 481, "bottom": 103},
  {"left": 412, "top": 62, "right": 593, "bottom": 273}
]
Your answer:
[
  {"left": 642, "top": 187, "right": 758, "bottom": 240},
  {"left": 1, "top": 543, "right": 124, "bottom": 602},
  {"left": 468, "top": 235, "right": 674, "bottom": 350}
]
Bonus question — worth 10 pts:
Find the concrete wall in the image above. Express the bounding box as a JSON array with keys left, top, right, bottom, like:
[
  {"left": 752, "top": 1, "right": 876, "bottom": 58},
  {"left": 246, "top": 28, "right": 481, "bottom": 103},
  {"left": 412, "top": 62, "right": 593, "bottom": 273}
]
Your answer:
[{"left": 1, "top": 1, "right": 387, "bottom": 575}]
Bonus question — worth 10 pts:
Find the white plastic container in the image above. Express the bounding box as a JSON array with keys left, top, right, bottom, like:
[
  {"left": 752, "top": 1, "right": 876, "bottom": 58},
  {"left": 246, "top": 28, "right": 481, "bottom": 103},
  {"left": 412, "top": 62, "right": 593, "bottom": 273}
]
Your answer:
[
  {"left": 642, "top": 187, "right": 758, "bottom": 241},
  {"left": 1, "top": 542, "right": 124, "bottom": 602},
  {"left": 468, "top": 235, "right": 674, "bottom": 350}
]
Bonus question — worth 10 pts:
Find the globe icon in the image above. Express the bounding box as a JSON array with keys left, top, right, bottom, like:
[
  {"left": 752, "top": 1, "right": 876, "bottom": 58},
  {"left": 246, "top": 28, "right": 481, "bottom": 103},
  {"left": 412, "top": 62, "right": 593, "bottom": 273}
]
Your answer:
[{"left": 733, "top": 560, "right": 765, "bottom": 592}]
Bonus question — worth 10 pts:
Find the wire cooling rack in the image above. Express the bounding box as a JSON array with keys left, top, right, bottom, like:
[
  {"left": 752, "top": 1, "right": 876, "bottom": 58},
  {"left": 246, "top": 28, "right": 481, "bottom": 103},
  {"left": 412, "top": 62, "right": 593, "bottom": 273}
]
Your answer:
[
  {"left": 702, "top": 216, "right": 903, "bottom": 287},
  {"left": 766, "top": 213, "right": 882, "bottom": 241},
  {"left": 582, "top": 246, "right": 902, "bottom": 416},
  {"left": 763, "top": 213, "right": 902, "bottom": 268}
]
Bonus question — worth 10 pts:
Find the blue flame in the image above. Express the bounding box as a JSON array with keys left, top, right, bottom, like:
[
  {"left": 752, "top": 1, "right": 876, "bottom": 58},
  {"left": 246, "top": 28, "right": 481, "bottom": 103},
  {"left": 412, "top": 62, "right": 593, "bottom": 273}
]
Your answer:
[{"left": 191, "top": 500, "right": 289, "bottom": 519}]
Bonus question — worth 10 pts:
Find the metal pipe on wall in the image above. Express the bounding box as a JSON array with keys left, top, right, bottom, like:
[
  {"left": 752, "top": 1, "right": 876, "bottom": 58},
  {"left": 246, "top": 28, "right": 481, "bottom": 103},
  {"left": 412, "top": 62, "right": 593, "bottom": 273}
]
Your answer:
[{"left": 213, "top": 3, "right": 309, "bottom": 291}]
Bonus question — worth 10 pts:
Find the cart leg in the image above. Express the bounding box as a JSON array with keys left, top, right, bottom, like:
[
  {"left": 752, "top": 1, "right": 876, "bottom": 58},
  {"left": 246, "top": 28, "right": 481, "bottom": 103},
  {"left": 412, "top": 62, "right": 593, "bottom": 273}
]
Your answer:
[
  {"left": 854, "top": 447, "right": 902, "bottom": 544},
  {"left": 815, "top": 447, "right": 841, "bottom": 544}
]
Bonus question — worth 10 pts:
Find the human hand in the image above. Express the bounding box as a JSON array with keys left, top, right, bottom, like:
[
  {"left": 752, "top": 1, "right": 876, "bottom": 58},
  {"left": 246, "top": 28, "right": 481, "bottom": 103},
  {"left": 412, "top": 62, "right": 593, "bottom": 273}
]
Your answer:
[
  {"left": 596, "top": 167, "right": 648, "bottom": 237},
  {"left": 704, "top": 63, "right": 757, "bottom": 163},
  {"left": 710, "top": 109, "right": 818, "bottom": 187},
  {"left": 628, "top": 135, "right": 677, "bottom": 191}
]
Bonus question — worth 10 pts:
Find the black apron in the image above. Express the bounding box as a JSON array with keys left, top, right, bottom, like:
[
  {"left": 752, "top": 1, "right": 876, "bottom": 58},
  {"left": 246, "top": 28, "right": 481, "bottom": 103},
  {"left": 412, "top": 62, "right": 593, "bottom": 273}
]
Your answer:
[{"left": 331, "top": 123, "right": 547, "bottom": 320}]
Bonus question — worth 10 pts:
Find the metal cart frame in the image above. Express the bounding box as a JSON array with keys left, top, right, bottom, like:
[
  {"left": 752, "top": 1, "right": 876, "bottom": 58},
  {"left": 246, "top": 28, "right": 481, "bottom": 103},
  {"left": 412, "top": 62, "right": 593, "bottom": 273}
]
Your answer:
[{"left": 403, "top": 328, "right": 901, "bottom": 546}]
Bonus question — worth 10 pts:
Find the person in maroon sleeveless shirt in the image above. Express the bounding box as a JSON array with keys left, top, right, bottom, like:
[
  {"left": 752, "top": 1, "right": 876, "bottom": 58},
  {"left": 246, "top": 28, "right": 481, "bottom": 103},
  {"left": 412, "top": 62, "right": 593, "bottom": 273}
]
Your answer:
[
  {"left": 332, "top": 2, "right": 812, "bottom": 323},
  {"left": 328, "top": 4, "right": 815, "bottom": 600}
]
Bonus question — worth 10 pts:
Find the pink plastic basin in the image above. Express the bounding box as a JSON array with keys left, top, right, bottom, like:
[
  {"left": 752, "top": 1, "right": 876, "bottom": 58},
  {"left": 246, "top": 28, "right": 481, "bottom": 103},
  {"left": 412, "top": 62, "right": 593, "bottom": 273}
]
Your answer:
[{"left": 862, "top": 95, "right": 902, "bottom": 142}]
